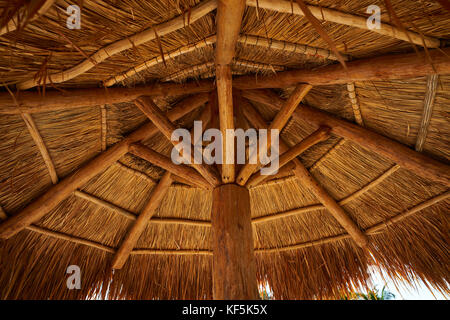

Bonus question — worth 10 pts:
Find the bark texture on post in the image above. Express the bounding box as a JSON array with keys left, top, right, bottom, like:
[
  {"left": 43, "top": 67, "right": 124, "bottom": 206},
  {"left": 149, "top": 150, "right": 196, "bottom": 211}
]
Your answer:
[{"left": 211, "top": 184, "right": 259, "bottom": 300}]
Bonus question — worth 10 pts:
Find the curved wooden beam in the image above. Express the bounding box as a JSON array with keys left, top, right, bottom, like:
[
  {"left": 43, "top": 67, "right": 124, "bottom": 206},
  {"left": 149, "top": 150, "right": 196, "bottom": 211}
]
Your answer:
[
  {"left": 246, "top": 0, "right": 440, "bottom": 48},
  {"left": 16, "top": 0, "right": 218, "bottom": 90}
]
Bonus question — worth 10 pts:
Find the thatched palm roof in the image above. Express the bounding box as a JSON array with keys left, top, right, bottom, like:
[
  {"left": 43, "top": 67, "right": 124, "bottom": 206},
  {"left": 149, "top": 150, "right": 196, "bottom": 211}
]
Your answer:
[{"left": 0, "top": 0, "right": 449, "bottom": 299}]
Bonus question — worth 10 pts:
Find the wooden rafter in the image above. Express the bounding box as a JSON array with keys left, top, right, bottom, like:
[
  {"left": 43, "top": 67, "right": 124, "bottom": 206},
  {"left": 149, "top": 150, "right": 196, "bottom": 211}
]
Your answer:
[
  {"left": 21, "top": 113, "right": 58, "bottom": 184},
  {"left": 243, "top": 89, "right": 450, "bottom": 187},
  {"left": 241, "top": 99, "right": 368, "bottom": 248},
  {"left": 415, "top": 74, "right": 439, "bottom": 152},
  {"left": 0, "top": 94, "right": 209, "bottom": 239},
  {"left": 246, "top": 0, "right": 440, "bottom": 48},
  {"left": 112, "top": 172, "right": 173, "bottom": 269},
  {"left": 16, "top": 0, "right": 218, "bottom": 90},
  {"left": 236, "top": 84, "right": 312, "bottom": 186},
  {"left": 246, "top": 126, "right": 331, "bottom": 187},
  {"left": 0, "top": 81, "right": 213, "bottom": 114},
  {"left": 100, "top": 105, "right": 107, "bottom": 151},
  {"left": 215, "top": 0, "right": 246, "bottom": 183},
  {"left": 134, "top": 96, "right": 220, "bottom": 187},
  {"left": 233, "top": 47, "right": 450, "bottom": 89},
  {"left": 129, "top": 143, "right": 212, "bottom": 189}
]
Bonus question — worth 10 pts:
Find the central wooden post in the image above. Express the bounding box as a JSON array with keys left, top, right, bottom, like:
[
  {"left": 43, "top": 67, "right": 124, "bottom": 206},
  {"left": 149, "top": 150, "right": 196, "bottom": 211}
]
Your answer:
[{"left": 211, "top": 184, "right": 259, "bottom": 299}]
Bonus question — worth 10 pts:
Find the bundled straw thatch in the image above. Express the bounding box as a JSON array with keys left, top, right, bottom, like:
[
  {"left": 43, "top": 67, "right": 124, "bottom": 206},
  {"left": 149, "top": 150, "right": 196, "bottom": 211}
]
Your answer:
[{"left": 0, "top": 0, "right": 448, "bottom": 299}]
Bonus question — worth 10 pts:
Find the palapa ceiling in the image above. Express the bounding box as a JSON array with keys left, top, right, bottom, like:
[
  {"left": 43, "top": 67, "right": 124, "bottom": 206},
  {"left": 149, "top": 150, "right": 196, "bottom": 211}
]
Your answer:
[{"left": 0, "top": 0, "right": 449, "bottom": 300}]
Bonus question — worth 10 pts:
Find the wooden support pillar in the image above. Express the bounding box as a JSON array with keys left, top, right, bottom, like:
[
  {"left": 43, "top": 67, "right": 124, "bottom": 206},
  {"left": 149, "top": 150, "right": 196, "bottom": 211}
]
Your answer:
[{"left": 211, "top": 184, "right": 259, "bottom": 300}]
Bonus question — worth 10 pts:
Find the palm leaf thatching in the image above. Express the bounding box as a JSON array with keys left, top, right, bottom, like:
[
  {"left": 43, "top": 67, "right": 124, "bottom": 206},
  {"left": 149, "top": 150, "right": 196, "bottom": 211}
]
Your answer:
[{"left": 0, "top": 0, "right": 449, "bottom": 300}]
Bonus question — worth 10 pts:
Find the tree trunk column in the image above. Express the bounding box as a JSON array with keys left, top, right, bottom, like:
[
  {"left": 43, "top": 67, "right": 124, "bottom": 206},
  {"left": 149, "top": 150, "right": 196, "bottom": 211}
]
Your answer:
[{"left": 211, "top": 184, "right": 259, "bottom": 299}]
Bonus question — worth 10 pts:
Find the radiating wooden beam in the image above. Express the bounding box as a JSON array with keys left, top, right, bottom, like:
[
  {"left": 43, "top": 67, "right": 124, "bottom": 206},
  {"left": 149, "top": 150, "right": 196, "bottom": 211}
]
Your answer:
[
  {"left": 246, "top": 0, "right": 440, "bottom": 48},
  {"left": 0, "top": 94, "right": 208, "bottom": 239},
  {"left": 21, "top": 113, "right": 58, "bottom": 184},
  {"left": 233, "top": 47, "right": 450, "bottom": 89},
  {"left": 415, "top": 75, "right": 439, "bottom": 152},
  {"left": 215, "top": 0, "right": 246, "bottom": 183},
  {"left": 291, "top": 162, "right": 369, "bottom": 248},
  {"left": 0, "top": 81, "right": 213, "bottom": 114},
  {"left": 112, "top": 172, "right": 173, "bottom": 269},
  {"left": 236, "top": 84, "right": 312, "bottom": 185},
  {"left": 129, "top": 143, "right": 211, "bottom": 189},
  {"left": 243, "top": 89, "right": 450, "bottom": 187},
  {"left": 242, "top": 99, "right": 369, "bottom": 248},
  {"left": 135, "top": 96, "right": 220, "bottom": 187},
  {"left": 246, "top": 126, "right": 331, "bottom": 187},
  {"left": 212, "top": 184, "right": 259, "bottom": 299}
]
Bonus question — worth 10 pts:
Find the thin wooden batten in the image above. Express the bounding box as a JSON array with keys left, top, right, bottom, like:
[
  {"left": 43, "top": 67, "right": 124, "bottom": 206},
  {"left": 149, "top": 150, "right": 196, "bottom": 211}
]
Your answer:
[
  {"left": 237, "top": 35, "right": 347, "bottom": 61},
  {"left": 75, "top": 190, "right": 211, "bottom": 226},
  {"left": 346, "top": 83, "right": 364, "bottom": 126},
  {"left": 236, "top": 84, "right": 312, "bottom": 186},
  {"left": 255, "top": 191, "right": 450, "bottom": 253},
  {"left": 415, "top": 75, "right": 439, "bottom": 152},
  {"left": 246, "top": 0, "right": 440, "bottom": 48},
  {"left": 100, "top": 105, "right": 107, "bottom": 151},
  {"left": 0, "top": 93, "right": 209, "bottom": 239},
  {"left": 243, "top": 89, "right": 450, "bottom": 187},
  {"left": 2, "top": 191, "right": 446, "bottom": 256},
  {"left": 16, "top": 0, "right": 218, "bottom": 90},
  {"left": 0, "top": 81, "right": 214, "bottom": 114},
  {"left": 21, "top": 113, "right": 58, "bottom": 184},
  {"left": 242, "top": 100, "right": 368, "bottom": 248},
  {"left": 112, "top": 172, "right": 173, "bottom": 269},
  {"left": 252, "top": 164, "right": 401, "bottom": 223}
]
